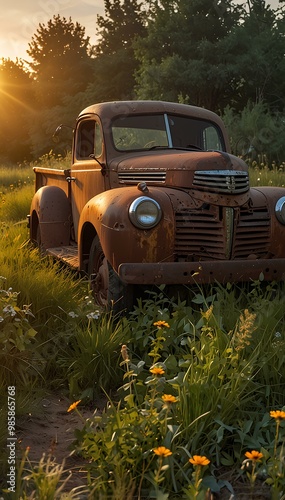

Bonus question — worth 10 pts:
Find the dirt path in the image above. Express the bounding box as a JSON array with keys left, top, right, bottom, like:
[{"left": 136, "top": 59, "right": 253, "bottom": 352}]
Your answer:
[{"left": 17, "top": 393, "right": 101, "bottom": 491}]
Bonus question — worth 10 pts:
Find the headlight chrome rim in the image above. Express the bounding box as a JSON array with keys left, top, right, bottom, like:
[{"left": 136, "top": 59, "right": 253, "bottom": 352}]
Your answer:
[
  {"left": 275, "top": 196, "right": 285, "bottom": 225},
  {"left": 129, "top": 196, "right": 162, "bottom": 229}
]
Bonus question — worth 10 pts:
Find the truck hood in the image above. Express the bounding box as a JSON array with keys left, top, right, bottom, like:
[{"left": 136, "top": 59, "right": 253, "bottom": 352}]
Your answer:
[{"left": 109, "top": 149, "right": 249, "bottom": 195}]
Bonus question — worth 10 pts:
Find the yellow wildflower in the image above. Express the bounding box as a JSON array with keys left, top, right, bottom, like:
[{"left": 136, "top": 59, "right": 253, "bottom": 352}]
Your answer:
[
  {"left": 67, "top": 400, "right": 81, "bottom": 412},
  {"left": 270, "top": 410, "right": 285, "bottom": 420},
  {"left": 153, "top": 446, "right": 172, "bottom": 457},
  {"left": 244, "top": 450, "right": 263, "bottom": 462},
  {"left": 153, "top": 320, "right": 170, "bottom": 329},
  {"left": 201, "top": 305, "right": 213, "bottom": 322},
  {"left": 189, "top": 455, "right": 210, "bottom": 466}
]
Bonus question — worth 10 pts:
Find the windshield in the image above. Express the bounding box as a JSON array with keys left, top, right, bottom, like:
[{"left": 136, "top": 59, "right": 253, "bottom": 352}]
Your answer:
[{"left": 111, "top": 113, "right": 225, "bottom": 152}]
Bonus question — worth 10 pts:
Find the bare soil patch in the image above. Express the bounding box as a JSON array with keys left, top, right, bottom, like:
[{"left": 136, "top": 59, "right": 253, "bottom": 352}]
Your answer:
[{"left": 17, "top": 393, "right": 102, "bottom": 492}]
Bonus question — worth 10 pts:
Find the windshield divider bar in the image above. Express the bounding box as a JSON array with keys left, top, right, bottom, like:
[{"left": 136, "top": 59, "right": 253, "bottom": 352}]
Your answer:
[{"left": 164, "top": 114, "right": 173, "bottom": 148}]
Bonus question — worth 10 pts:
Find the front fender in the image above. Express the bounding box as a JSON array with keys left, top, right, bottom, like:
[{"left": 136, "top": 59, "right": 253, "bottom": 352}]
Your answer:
[
  {"left": 78, "top": 187, "right": 175, "bottom": 271},
  {"left": 252, "top": 186, "right": 285, "bottom": 257},
  {"left": 30, "top": 186, "right": 71, "bottom": 249}
]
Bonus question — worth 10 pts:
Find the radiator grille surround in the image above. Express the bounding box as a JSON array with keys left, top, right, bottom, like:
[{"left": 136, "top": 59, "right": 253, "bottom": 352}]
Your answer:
[
  {"left": 174, "top": 203, "right": 270, "bottom": 261},
  {"left": 193, "top": 170, "right": 249, "bottom": 194}
]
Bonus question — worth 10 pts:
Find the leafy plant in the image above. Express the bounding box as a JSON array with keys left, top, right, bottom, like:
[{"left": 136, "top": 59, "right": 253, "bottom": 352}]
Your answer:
[{"left": 0, "top": 277, "right": 40, "bottom": 386}]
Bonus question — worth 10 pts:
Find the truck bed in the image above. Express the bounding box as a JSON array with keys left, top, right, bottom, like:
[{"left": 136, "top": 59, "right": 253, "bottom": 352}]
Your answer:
[{"left": 34, "top": 167, "right": 69, "bottom": 196}]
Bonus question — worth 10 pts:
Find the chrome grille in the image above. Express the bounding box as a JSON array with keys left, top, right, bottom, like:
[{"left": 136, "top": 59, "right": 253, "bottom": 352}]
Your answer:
[
  {"left": 193, "top": 170, "right": 249, "bottom": 194},
  {"left": 118, "top": 171, "right": 166, "bottom": 183},
  {"left": 175, "top": 204, "right": 270, "bottom": 261}
]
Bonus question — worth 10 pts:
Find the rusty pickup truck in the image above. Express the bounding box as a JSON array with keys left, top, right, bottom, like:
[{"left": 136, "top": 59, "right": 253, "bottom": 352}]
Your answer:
[{"left": 29, "top": 100, "right": 285, "bottom": 312}]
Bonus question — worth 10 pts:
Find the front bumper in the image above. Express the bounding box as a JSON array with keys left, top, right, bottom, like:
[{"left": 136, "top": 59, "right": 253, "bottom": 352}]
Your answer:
[{"left": 118, "top": 259, "right": 285, "bottom": 285}]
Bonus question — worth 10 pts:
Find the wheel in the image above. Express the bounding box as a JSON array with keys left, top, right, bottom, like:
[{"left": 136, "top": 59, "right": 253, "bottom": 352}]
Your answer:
[{"left": 88, "top": 236, "right": 134, "bottom": 314}]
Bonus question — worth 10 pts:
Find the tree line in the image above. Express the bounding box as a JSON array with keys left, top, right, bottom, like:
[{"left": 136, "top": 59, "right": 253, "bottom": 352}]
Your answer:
[{"left": 1, "top": 0, "right": 285, "bottom": 163}]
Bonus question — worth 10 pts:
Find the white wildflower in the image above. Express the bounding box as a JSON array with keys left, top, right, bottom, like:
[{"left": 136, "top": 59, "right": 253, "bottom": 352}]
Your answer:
[
  {"left": 68, "top": 311, "right": 79, "bottom": 318},
  {"left": 3, "top": 305, "right": 16, "bottom": 317},
  {"left": 86, "top": 311, "right": 100, "bottom": 320}
]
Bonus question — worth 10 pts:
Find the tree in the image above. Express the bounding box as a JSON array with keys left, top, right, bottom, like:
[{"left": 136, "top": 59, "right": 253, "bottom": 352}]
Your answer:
[
  {"left": 88, "top": 0, "right": 147, "bottom": 101},
  {"left": 224, "top": 0, "right": 285, "bottom": 111},
  {"left": 27, "top": 15, "right": 94, "bottom": 108},
  {"left": 0, "top": 58, "right": 34, "bottom": 162},
  {"left": 134, "top": 0, "right": 243, "bottom": 111},
  {"left": 134, "top": 0, "right": 285, "bottom": 114}
]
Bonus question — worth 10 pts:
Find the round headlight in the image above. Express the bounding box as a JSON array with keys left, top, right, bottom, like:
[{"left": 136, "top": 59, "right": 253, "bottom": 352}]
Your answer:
[
  {"left": 275, "top": 197, "right": 285, "bottom": 225},
  {"left": 129, "top": 196, "right": 162, "bottom": 229}
]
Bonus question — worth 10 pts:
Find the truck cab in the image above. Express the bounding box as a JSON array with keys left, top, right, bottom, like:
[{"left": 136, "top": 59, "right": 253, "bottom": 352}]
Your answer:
[{"left": 29, "top": 100, "right": 285, "bottom": 312}]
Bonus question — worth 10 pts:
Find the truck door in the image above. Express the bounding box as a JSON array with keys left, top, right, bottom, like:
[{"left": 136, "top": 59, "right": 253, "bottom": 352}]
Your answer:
[{"left": 70, "top": 118, "right": 107, "bottom": 240}]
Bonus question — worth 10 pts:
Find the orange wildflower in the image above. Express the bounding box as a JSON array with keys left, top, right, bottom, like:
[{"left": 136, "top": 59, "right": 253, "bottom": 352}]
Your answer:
[
  {"left": 67, "top": 400, "right": 81, "bottom": 412},
  {"left": 189, "top": 455, "right": 210, "bottom": 466},
  {"left": 149, "top": 366, "right": 165, "bottom": 376},
  {"left": 162, "top": 394, "right": 177, "bottom": 404},
  {"left": 153, "top": 320, "right": 170, "bottom": 329},
  {"left": 153, "top": 446, "right": 172, "bottom": 457},
  {"left": 244, "top": 450, "right": 263, "bottom": 462},
  {"left": 270, "top": 410, "right": 285, "bottom": 421}
]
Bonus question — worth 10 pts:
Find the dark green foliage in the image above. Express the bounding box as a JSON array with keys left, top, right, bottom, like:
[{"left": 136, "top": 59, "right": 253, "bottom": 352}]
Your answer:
[
  {"left": 222, "top": 0, "right": 285, "bottom": 111},
  {"left": 134, "top": 0, "right": 285, "bottom": 113},
  {"left": 88, "top": 0, "right": 147, "bottom": 102},
  {"left": 134, "top": 0, "right": 243, "bottom": 110},
  {"left": 222, "top": 100, "right": 285, "bottom": 162}
]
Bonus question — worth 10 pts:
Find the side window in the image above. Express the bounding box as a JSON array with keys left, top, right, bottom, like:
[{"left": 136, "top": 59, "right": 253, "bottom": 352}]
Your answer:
[
  {"left": 203, "top": 126, "right": 223, "bottom": 151},
  {"left": 76, "top": 120, "right": 95, "bottom": 160}
]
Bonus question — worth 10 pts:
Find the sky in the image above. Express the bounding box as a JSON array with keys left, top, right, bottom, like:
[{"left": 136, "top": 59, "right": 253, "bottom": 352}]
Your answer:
[
  {"left": 0, "top": 0, "right": 282, "bottom": 62},
  {"left": 1, "top": 0, "right": 105, "bottom": 61}
]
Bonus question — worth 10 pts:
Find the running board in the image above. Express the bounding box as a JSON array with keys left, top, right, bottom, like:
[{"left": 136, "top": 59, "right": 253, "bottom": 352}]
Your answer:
[{"left": 46, "top": 246, "right": 79, "bottom": 268}]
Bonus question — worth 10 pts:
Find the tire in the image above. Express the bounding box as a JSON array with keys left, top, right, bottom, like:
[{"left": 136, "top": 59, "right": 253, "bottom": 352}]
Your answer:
[
  {"left": 88, "top": 236, "right": 134, "bottom": 314},
  {"left": 32, "top": 220, "right": 45, "bottom": 255}
]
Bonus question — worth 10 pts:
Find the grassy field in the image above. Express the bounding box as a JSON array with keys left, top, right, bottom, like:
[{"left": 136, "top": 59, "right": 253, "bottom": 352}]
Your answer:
[{"left": 0, "top": 156, "right": 285, "bottom": 499}]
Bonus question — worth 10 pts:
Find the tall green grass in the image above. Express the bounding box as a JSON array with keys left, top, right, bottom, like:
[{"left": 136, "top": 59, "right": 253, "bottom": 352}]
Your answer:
[
  {"left": 0, "top": 224, "right": 84, "bottom": 317},
  {"left": 0, "top": 164, "right": 34, "bottom": 189},
  {"left": 0, "top": 184, "right": 34, "bottom": 222},
  {"left": 248, "top": 160, "right": 285, "bottom": 187}
]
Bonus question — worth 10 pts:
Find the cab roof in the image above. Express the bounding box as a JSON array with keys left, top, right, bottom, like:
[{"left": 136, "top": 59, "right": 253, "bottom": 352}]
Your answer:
[{"left": 78, "top": 100, "right": 224, "bottom": 127}]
